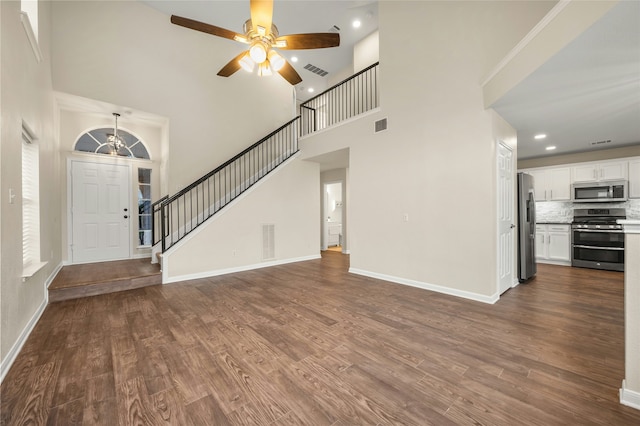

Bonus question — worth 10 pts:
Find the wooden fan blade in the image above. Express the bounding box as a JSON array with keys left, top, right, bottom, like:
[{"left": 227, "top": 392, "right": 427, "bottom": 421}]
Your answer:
[
  {"left": 275, "top": 33, "right": 340, "bottom": 50},
  {"left": 277, "top": 61, "right": 302, "bottom": 85},
  {"left": 250, "top": 0, "right": 274, "bottom": 36},
  {"left": 171, "top": 15, "right": 244, "bottom": 42},
  {"left": 217, "top": 51, "right": 248, "bottom": 77}
]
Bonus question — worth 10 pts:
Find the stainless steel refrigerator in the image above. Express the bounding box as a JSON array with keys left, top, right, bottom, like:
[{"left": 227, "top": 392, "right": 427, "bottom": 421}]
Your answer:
[{"left": 517, "top": 172, "right": 537, "bottom": 282}]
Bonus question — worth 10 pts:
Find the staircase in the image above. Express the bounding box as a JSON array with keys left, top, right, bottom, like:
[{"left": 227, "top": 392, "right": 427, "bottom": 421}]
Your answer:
[
  {"left": 152, "top": 116, "right": 300, "bottom": 258},
  {"left": 151, "top": 62, "right": 380, "bottom": 271}
]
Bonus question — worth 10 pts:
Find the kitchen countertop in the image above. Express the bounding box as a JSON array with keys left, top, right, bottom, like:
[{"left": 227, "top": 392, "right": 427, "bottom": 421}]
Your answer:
[
  {"left": 537, "top": 221, "right": 572, "bottom": 225},
  {"left": 618, "top": 219, "right": 640, "bottom": 233}
]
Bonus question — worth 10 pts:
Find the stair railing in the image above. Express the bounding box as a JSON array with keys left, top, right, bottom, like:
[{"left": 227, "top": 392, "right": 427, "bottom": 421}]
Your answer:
[
  {"left": 153, "top": 116, "right": 300, "bottom": 253},
  {"left": 300, "top": 62, "right": 379, "bottom": 136}
]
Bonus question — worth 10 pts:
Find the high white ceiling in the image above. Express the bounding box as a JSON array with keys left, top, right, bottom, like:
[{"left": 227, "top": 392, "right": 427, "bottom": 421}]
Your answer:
[
  {"left": 492, "top": 0, "right": 640, "bottom": 160},
  {"left": 142, "top": 0, "right": 378, "bottom": 101},
  {"left": 142, "top": 1, "right": 640, "bottom": 161}
]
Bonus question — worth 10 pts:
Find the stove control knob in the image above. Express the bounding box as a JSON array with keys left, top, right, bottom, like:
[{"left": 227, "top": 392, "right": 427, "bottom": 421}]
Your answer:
[
  {"left": 610, "top": 225, "right": 614, "bottom": 229},
  {"left": 596, "top": 225, "right": 600, "bottom": 229}
]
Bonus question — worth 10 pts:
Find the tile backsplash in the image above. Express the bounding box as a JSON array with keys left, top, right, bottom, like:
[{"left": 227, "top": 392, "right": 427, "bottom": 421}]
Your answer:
[{"left": 536, "top": 199, "right": 640, "bottom": 223}]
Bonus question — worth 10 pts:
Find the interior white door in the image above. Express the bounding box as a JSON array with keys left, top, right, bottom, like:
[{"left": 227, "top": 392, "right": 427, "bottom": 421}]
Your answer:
[
  {"left": 497, "top": 142, "right": 515, "bottom": 295},
  {"left": 72, "top": 161, "right": 131, "bottom": 263}
]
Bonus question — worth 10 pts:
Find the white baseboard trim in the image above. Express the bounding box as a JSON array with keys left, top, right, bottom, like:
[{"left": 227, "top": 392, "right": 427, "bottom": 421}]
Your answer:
[
  {"left": 620, "top": 381, "right": 640, "bottom": 410},
  {"left": 349, "top": 268, "right": 499, "bottom": 304},
  {"left": 537, "top": 259, "right": 571, "bottom": 267},
  {"left": 511, "top": 279, "right": 520, "bottom": 289},
  {"left": 0, "top": 296, "right": 47, "bottom": 383},
  {"left": 162, "top": 254, "right": 321, "bottom": 284},
  {"left": 132, "top": 253, "right": 152, "bottom": 260},
  {"left": 2, "top": 262, "right": 62, "bottom": 382},
  {"left": 45, "top": 262, "right": 64, "bottom": 289}
]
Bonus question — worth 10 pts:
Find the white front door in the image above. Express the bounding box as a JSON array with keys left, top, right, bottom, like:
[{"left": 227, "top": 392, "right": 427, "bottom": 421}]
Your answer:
[
  {"left": 71, "top": 161, "right": 131, "bottom": 263},
  {"left": 497, "top": 142, "right": 515, "bottom": 295}
]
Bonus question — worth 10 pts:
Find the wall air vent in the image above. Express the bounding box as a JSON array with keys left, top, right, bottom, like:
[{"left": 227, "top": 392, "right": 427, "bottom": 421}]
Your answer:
[
  {"left": 262, "top": 224, "right": 275, "bottom": 261},
  {"left": 590, "top": 139, "right": 612, "bottom": 146},
  {"left": 374, "top": 118, "right": 388, "bottom": 133},
  {"left": 304, "top": 64, "right": 329, "bottom": 77}
]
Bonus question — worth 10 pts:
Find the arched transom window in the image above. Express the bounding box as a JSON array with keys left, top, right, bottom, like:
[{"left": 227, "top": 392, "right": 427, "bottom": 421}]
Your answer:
[{"left": 74, "top": 127, "right": 150, "bottom": 159}]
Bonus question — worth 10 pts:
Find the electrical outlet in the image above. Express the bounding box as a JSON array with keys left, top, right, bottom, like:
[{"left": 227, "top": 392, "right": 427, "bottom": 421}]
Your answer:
[
  {"left": 232, "top": 250, "right": 237, "bottom": 257},
  {"left": 9, "top": 188, "right": 16, "bottom": 204},
  {"left": 403, "top": 213, "right": 409, "bottom": 222}
]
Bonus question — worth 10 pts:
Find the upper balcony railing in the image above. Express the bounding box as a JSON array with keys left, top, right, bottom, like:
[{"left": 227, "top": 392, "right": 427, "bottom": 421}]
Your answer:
[{"left": 300, "top": 62, "right": 379, "bottom": 137}]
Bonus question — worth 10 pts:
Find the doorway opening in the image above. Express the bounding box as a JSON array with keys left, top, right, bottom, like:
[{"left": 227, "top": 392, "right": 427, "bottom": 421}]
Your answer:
[{"left": 324, "top": 182, "right": 343, "bottom": 252}]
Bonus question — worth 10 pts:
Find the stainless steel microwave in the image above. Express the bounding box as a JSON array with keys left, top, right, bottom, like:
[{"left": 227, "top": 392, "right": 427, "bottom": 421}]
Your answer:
[{"left": 571, "top": 180, "right": 627, "bottom": 203}]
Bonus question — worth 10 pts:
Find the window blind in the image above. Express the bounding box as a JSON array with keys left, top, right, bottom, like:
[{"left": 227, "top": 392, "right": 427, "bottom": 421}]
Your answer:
[{"left": 22, "top": 129, "right": 41, "bottom": 268}]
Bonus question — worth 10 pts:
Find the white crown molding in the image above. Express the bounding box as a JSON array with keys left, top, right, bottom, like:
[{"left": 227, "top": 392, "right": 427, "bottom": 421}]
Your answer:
[
  {"left": 20, "top": 12, "right": 42, "bottom": 63},
  {"left": 481, "top": 0, "right": 571, "bottom": 87}
]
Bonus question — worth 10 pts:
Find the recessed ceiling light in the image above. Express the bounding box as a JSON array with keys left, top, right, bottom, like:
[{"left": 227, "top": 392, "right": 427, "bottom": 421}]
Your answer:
[
  {"left": 352, "top": 19, "right": 361, "bottom": 28},
  {"left": 291, "top": 56, "right": 298, "bottom": 63},
  {"left": 534, "top": 134, "right": 547, "bottom": 140},
  {"left": 545, "top": 146, "right": 556, "bottom": 151},
  {"left": 308, "top": 88, "right": 314, "bottom": 93}
]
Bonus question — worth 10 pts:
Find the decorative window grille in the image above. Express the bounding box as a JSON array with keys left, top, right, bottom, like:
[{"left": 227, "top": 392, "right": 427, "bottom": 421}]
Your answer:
[
  {"left": 74, "top": 128, "right": 150, "bottom": 159},
  {"left": 138, "top": 168, "right": 152, "bottom": 246}
]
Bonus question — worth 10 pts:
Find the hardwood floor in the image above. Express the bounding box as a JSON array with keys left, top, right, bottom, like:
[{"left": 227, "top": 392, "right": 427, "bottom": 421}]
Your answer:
[{"left": 2, "top": 253, "right": 639, "bottom": 425}]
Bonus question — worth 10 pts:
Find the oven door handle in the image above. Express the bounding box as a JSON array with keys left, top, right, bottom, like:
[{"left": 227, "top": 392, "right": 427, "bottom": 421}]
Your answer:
[
  {"left": 572, "top": 229, "right": 624, "bottom": 233},
  {"left": 573, "top": 244, "right": 625, "bottom": 251}
]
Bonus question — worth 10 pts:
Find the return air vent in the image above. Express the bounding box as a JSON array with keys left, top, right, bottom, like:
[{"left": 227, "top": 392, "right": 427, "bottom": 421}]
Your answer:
[
  {"left": 590, "top": 139, "right": 612, "bottom": 146},
  {"left": 374, "top": 118, "right": 388, "bottom": 133},
  {"left": 262, "top": 224, "right": 275, "bottom": 261},
  {"left": 304, "top": 64, "right": 329, "bottom": 77}
]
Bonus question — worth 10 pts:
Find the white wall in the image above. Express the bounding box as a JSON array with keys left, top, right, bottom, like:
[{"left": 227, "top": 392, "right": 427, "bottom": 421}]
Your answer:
[
  {"left": 50, "top": 0, "right": 295, "bottom": 195},
  {"left": 1, "top": 0, "right": 61, "bottom": 376},
  {"left": 354, "top": 30, "right": 379, "bottom": 73},
  {"left": 301, "top": 1, "right": 553, "bottom": 301},
  {"left": 163, "top": 157, "right": 319, "bottom": 281}
]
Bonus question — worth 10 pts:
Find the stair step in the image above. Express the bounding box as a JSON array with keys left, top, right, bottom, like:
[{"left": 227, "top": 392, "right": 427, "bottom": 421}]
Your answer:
[{"left": 48, "top": 258, "right": 161, "bottom": 303}]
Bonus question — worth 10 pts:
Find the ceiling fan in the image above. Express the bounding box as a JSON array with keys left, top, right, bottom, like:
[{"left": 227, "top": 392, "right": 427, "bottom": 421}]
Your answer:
[{"left": 170, "top": 0, "right": 340, "bottom": 85}]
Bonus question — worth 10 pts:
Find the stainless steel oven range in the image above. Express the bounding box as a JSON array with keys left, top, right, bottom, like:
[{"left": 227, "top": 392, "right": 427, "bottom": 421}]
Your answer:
[{"left": 571, "top": 208, "right": 626, "bottom": 272}]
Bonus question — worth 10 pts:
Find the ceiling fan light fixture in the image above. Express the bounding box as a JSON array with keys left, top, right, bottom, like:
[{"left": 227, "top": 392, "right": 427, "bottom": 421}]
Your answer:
[
  {"left": 239, "top": 52, "right": 255, "bottom": 72},
  {"left": 258, "top": 62, "right": 272, "bottom": 77},
  {"left": 268, "top": 50, "right": 285, "bottom": 71},
  {"left": 249, "top": 42, "right": 267, "bottom": 64},
  {"left": 256, "top": 25, "right": 266, "bottom": 36}
]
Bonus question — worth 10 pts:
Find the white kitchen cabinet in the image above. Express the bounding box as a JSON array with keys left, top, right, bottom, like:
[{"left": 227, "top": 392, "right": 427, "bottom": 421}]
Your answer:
[
  {"left": 526, "top": 168, "right": 571, "bottom": 201},
  {"left": 629, "top": 158, "right": 640, "bottom": 198},
  {"left": 536, "top": 224, "right": 571, "bottom": 265},
  {"left": 571, "top": 160, "right": 627, "bottom": 183}
]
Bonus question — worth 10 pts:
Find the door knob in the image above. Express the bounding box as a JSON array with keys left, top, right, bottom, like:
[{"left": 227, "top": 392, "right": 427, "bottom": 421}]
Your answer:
[
  {"left": 510, "top": 224, "right": 516, "bottom": 229},
  {"left": 124, "top": 215, "right": 129, "bottom": 219},
  {"left": 124, "top": 208, "right": 128, "bottom": 212}
]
